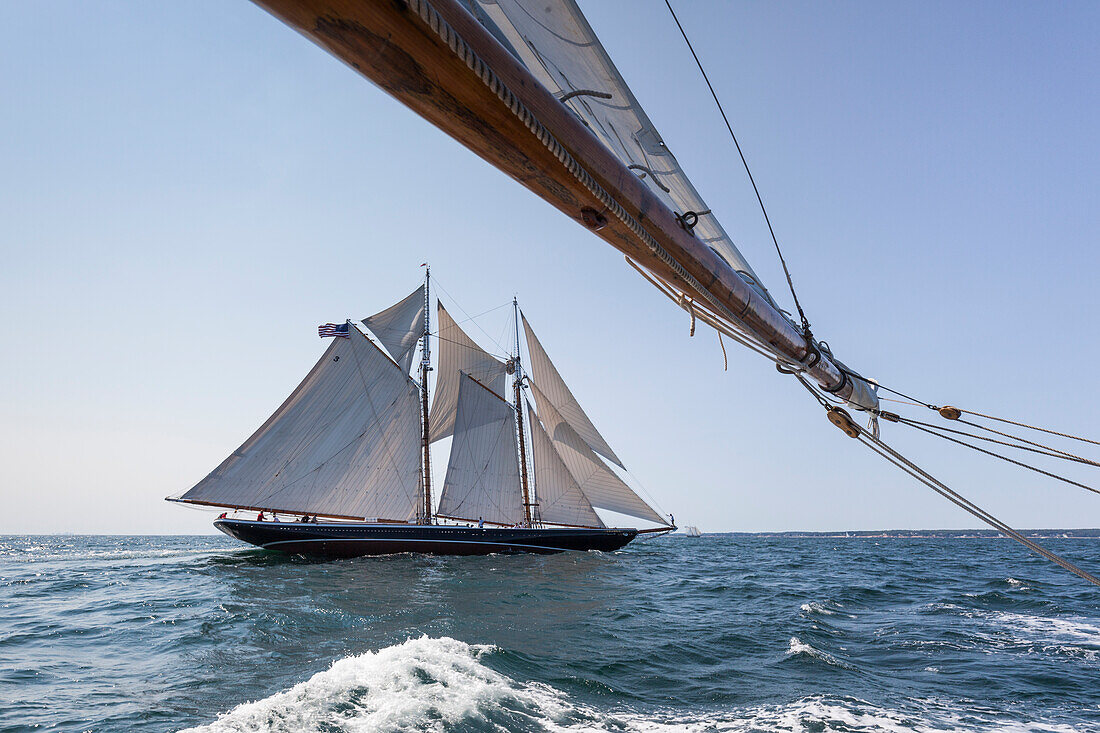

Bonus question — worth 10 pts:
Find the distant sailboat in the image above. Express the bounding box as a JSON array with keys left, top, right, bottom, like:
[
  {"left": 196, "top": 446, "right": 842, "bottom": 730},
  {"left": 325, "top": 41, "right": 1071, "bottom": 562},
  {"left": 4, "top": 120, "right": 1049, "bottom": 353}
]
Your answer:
[
  {"left": 168, "top": 269, "right": 672, "bottom": 556},
  {"left": 684, "top": 526, "right": 702, "bottom": 538}
]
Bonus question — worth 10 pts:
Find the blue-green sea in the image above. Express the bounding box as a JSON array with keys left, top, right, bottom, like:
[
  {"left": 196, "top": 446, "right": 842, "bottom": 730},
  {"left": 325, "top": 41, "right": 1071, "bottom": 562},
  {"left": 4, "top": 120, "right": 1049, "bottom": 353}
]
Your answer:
[{"left": 3, "top": 534, "right": 1099, "bottom": 731}]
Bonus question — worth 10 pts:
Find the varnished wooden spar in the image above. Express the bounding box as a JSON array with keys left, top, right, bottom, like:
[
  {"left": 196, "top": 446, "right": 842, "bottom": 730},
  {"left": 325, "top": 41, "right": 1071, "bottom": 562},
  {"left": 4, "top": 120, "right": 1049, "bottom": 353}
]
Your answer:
[{"left": 249, "top": 0, "right": 866, "bottom": 404}]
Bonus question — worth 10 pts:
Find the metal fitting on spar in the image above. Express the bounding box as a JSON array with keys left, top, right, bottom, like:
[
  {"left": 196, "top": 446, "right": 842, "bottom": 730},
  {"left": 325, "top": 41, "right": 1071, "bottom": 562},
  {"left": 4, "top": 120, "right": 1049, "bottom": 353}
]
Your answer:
[{"left": 581, "top": 207, "right": 608, "bottom": 231}]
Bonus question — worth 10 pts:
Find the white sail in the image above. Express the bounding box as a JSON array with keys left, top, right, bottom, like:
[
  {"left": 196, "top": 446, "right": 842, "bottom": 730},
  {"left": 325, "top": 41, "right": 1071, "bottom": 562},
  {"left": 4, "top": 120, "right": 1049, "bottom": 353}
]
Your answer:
[
  {"left": 528, "top": 406, "right": 604, "bottom": 528},
  {"left": 180, "top": 328, "right": 423, "bottom": 520},
  {"left": 429, "top": 302, "right": 507, "bottom": 442},
  {"left": 522, "top": 314, "right": 623, "bottom": 467},
  {"left": 530, "top": 383, "right": 665, "bottom": 525},
  {"left": 435, "top": 373, "right": 524, "bottom": 525},
  {"left": 361, "top": 285, "right": 425, "bottom": 374},
  {"left": 471, "top": 0, "right": 771, "bottom": 299}
]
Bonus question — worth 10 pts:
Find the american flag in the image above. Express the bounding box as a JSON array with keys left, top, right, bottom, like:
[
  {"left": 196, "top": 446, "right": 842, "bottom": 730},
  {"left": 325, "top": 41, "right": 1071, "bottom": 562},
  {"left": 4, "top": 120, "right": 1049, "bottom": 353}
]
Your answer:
[{"left": 318, "top": 322, "right": 350, "bottom": 338}]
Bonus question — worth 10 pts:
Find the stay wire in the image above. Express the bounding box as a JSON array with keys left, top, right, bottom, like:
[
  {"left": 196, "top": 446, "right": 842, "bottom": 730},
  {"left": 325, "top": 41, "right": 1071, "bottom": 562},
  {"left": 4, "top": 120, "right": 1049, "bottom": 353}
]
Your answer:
[
  {"left": 959, "top": 409, "right": 1100, "bottom": 448},
  {"left": 835, "top": 366, "right": 938, "bottom": 411},
  {"left": 896, "top": 416, "right": 1100, "bottom": 469},
  {"left": 799, "top": 369, "right": 1100, "bottom": 586},
  {"left": 838, "top": 366, "right": 1099, "bottom": 448},
  {"left": 897, "top": 420, "right": 1100, "bottom": 496},
  {"left": 856, "top": 430, "right": 1100, "bottom": 587},
  {"left": 663, "top": 0, "right": 810, "bottom": 335},
  {"left": 431, "top": 275, "right": 513, "bottom": 356}
]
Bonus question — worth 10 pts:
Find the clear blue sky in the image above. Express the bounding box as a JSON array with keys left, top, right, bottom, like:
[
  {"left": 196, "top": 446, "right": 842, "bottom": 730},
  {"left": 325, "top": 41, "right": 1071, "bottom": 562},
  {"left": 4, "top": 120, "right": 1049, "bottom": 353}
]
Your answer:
[{"left": 1, "top": 1, "right": 1097, "bottom": 534}]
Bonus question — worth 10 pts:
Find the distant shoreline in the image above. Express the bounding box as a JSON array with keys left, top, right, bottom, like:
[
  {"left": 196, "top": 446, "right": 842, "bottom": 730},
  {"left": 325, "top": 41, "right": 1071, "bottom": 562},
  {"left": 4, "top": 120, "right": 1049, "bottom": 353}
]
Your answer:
[
  {"left": 8, "top": 529, "right": 1100, "bottom": 539},
  {"left": 702, "top": 529, "right": 1100, "bottom": 539}
]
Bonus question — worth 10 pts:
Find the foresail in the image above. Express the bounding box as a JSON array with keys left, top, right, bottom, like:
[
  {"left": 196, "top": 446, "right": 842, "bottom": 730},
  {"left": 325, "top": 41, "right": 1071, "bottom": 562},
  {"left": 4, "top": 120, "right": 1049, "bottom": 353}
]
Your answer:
[
  {"left": 529, "top": 406, "right": 604, "bottom": 528},
  {"left": 469, "top": 0, "right": 770, "bottom": 298},
  {"left": 362, "top": 285, "right": 425, "bottom": 374},
  {"left": 522, "top": 314, "right": 622, "bottom": 468},
  {"left": 429, "top": 303, "right": 507, "bottom": 441},
  {"left": 435, "top": 373, "right": 524, "bottom": 525},
  {"left": 530, "top": 384, "right": 666, "bottom": 526},
  {"left": 180, "top": 328, "right": 422, "bottom": 520}
]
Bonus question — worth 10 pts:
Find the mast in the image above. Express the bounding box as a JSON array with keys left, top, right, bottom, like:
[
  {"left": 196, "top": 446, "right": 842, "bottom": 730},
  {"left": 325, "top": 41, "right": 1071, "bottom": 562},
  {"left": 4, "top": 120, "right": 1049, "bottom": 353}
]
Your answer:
[
  {"left": 419, "top": 266, "right": 433, "bottom": 524},
  {"left": 512, "top": 297, "right": 535, "bottom": 526}
]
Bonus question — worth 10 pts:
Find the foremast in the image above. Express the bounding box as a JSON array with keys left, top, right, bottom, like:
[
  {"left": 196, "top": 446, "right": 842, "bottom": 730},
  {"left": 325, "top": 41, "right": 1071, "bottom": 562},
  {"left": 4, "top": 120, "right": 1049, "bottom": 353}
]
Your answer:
[
  {"left": 418, "top": 266, "right": 434, "bottom": 524},
  {"left": 511, "top": 297, "right": 538, "bottom": 527}
]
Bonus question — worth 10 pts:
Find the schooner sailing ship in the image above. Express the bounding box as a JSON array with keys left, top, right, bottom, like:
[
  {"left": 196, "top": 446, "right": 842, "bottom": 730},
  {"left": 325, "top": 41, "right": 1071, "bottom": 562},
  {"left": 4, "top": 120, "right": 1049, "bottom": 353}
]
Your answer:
[{"left": 168, "top": 269, "right": 672, "bottom": 556}]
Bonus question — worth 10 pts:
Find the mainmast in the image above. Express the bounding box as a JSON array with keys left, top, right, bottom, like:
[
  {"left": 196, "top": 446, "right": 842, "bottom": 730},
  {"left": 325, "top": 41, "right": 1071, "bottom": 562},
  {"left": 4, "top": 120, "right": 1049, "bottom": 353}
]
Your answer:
[
  {"left": 419, "top": 266, "right": 433, "bottom": 524},
  {"left": 512, "top": 297, "right": 536, "bottom": 526}
]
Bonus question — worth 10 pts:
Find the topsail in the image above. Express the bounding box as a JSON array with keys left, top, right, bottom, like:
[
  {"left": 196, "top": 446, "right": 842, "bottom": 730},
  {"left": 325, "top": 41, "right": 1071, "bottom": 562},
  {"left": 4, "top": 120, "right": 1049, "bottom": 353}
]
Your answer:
[
  {"left": 362, "top": 285, "right": 426, "bottom": 375},
  {"left": 429, "top": 303, "right": 508, "bottom": 442}
]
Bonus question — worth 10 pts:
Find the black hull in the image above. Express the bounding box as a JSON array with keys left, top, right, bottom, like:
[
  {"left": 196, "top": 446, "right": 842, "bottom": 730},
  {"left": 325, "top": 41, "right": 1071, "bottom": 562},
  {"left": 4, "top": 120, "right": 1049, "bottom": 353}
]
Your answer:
[{"left": 214, "top": 519, "right": 638, "bottom": 557}]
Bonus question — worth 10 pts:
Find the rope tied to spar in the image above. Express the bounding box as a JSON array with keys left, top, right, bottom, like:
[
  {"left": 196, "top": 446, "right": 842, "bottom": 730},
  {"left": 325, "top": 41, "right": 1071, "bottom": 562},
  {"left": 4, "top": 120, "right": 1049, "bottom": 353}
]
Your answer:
[
  {"left": 664, "top": 0, "right": 812, "bottom": 338},
  {"left": 798, "top": 377, "right": 1100, "bottom": 588}
]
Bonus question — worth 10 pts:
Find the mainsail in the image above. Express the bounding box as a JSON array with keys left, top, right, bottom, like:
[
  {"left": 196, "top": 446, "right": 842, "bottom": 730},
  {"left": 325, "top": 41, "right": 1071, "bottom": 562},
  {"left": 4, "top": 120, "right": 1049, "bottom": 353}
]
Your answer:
[
  {"left": 530, "top": 383, "right": 665, "bottom": 525},
  {"left": 469, "top": 0, "right": 770, "bottom": 299},
  {"left": 528, "top": 406, "right": 604, "bottom": 528},
  {"left": 435, "top": 373, "right": 524, "bottom": 525},
  {"left": 522, "top": 314, "right": 622, "bottom": 467},
  {"left": 179, "top": 327, "right": 423, "bottom": 520},
  {"left": 361, "top": 285, "right": 426, "bottom": 374},
  {"left": 429, "top": 303, "right": 508, "bottom": 441}
]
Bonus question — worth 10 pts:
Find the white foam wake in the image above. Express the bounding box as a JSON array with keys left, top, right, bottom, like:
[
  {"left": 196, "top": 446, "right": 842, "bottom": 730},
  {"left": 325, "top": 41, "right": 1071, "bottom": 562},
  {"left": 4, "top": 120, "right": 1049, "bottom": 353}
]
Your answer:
[
  {"left": 178, "top": 636, "right": 570, "bottom": 733},
  {"left": 179, "top": 636, "right": 1080, "bottom": 733}
]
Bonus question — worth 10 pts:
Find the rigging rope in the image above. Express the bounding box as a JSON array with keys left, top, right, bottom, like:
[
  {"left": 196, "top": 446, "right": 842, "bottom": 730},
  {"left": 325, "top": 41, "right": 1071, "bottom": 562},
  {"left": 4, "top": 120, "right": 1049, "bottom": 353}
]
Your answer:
[
  {"left": 956, "top": 408, "right": 1100, "bottom": 448},
  {"left": 896, "top": 416, "right": 1100, "bottom": 469},
  {"left": 794, "top": 376, "right": 1100, "bottom": 587},
  {"left": 839, "top": 366, "right": 1100, "bottom": 451},
  {"left": 663, "top": 0, "right": 811, "bottom": 336},
  {"left": 835, "top": 368, "right": 937, "bottom": 411},
  {"left": 857, "top": 431, "right": 1100, "bottom": 587},
  {"left": 895, "top": 419, "right": 1100, "bottom": 496}
]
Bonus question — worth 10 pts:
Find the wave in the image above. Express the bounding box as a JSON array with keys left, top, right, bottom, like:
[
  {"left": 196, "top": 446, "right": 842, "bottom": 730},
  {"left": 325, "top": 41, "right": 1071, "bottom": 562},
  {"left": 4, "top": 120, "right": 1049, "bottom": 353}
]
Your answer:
[
  {"left": 921, "top": 603, "right": 1100, "bottom": 659},
  {"left": 177, "top": 637, "right": 1084, "bottom": 732},
  {"left": 178, "top": 636, "right": 574, "bottom": 732},
  {"left": 799, "top": 600, "right": 855, "bottom": 619},
  {"left": 0, "top": 546, "right": 230, "bottom": 564},
  {"left": 995, "top": 612, "right": 1100, "bottom": 646},
  {"left": 783, "top": 636, "right": 857, "bottom": 670}
]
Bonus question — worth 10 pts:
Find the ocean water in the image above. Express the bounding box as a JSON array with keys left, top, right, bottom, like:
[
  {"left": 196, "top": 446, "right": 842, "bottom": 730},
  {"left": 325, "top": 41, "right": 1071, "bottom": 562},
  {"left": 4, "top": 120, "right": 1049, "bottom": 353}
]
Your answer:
[{"left": 2, "top": 535, "right": 1099, "bottom": 732}]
